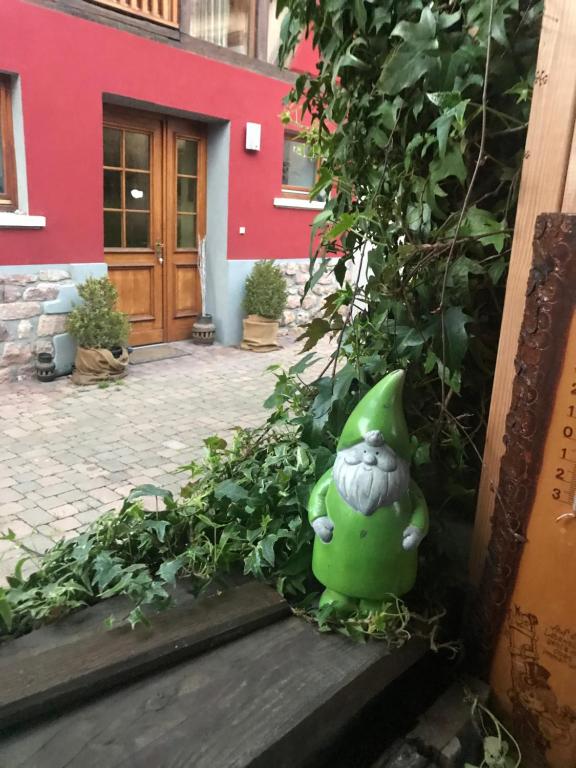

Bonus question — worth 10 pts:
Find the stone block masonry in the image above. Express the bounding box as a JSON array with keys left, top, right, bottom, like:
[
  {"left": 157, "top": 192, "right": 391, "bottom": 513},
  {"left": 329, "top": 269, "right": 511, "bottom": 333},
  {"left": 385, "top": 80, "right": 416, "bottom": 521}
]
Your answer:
[
  {"left": 277, "top": 259, "right": 361, "bottom": 330},
  {"left": 0, "top": 271, "right": 74, "bottom": 382}
]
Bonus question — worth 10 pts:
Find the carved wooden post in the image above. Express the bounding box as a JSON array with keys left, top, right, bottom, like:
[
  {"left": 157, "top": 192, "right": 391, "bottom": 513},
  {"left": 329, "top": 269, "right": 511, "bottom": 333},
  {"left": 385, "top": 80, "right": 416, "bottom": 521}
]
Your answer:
[{"left": 470, "top": 214, "right": 576, "bottom": 768}]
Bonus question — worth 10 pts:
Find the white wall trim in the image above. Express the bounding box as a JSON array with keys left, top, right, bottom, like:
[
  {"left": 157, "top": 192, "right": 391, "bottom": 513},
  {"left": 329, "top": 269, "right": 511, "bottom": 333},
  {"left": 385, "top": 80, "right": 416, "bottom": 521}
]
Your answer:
[
  {"left": 0, "top": 212, "right": 46, "bottom": 228},
  {"left": 273, "top": 197, "right": 325, "bottom": 210}
]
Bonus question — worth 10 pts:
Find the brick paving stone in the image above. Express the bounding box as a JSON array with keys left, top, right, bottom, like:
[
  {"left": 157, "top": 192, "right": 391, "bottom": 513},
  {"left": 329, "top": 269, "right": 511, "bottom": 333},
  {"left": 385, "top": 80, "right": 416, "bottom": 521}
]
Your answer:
[
  {"left": 0, "top": 335, "right": 331, "bottom": 582},
  {"left": 0, "top": 487, "right": 23, "bottom": 503},
  {"left": 51, "top": 516, "right": 80, "bottom": 532}
]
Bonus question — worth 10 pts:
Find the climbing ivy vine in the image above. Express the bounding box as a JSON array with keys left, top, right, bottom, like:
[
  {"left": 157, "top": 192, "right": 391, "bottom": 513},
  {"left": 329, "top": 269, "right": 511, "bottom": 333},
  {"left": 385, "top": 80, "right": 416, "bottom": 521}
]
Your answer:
[{"left": 277, "top": 0, "right": 543, "bottom": 580}]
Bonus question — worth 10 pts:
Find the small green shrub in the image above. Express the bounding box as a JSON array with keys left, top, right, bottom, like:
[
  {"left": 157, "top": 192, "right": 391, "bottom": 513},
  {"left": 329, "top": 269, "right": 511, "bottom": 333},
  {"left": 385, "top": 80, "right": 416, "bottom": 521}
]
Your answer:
[
  {"left": 66, "top": 277, "right": 130, "bottom": 349},
  {"left": 243, "top": 261, "right": 287, "bottom": 320}
]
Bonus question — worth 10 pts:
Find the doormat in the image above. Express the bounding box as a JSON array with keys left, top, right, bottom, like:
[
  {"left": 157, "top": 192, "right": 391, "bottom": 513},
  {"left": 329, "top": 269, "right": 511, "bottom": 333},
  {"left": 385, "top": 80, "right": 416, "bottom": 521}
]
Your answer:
[{"left": 129, "top": 345, "right": 191, "bottom": 365}]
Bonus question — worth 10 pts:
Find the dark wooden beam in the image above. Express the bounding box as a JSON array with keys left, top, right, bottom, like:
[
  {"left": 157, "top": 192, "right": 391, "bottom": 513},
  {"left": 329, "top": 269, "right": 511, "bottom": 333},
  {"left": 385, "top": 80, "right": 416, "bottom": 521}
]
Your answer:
[
  {"left": 0, "top": 617, "right": 427, "bottom": 767},
  {"left": 0, "top": 581, "right": 289, "bottom": 730}
]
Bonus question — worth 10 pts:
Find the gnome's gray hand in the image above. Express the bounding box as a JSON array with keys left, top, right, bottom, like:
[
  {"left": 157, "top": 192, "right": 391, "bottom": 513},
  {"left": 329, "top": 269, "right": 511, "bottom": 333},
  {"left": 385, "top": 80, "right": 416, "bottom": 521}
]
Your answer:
[
  {"left": 402, "top": 525, "right": 424, "bottom": 551},
  {"left": 312, "top": 516, "right": 334, "bottom": 543}
]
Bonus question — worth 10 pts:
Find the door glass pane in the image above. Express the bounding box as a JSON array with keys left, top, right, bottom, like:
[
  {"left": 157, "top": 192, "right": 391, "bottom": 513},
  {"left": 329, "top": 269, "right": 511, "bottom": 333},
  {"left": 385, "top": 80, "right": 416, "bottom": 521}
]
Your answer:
[
  {"left": 125, "top": 171, "right": 149, "bottom": 211},
  {"left": 177, "top": 139, "right": 197, "bottom": 175},
  {"left": 177, "top": 214, "right": 196, "bottom": 249},
  {"left": 177, "top": 177, "right": 197, "bottom": 213},
  {"left": 104, "top": 170, "right": 122, "bottom": 209},
  {"left": 104, "top": 211, "right": 122, "bottom": 248},
  {"left": 126, "top": 212, "right": 149, "bottom": 248},
  {"left": 125, "top": 131, "right": 150, "bottom": 170},
  {"left": 103, "top": 127, "right": 121, "bottom": 167}
]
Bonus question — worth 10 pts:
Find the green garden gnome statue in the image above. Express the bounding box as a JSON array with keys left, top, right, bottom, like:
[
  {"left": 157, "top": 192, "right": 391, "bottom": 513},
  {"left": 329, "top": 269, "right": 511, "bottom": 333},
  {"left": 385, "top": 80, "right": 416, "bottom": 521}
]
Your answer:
[{"left": 308, "top": 370, "right": 428, "bottom": 611}]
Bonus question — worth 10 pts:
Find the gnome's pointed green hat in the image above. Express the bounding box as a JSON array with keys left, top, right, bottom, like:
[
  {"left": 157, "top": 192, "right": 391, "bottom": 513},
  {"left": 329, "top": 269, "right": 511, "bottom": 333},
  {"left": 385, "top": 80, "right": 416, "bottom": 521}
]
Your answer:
[{"left": 337, "top": 370, "right": 410, "bottom": 461}]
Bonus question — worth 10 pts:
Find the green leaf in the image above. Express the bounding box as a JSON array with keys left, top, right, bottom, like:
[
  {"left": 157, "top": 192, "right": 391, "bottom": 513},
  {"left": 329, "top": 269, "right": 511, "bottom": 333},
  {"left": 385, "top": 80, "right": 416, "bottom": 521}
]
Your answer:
[
  {"left": 443, "top": 306, "right": 471, "bottom": 372},
  {"left": 158, "top": 557, "right": 184, "bottom": 584},
  {"left": 0, "top": 598, "right": 12, "bottom": 632},
  {"left": 379, "top": 48, "right": 433, "bottom": 95},
  {"left": 204, "top": 436, "right": 227, "bottom": 451},
  {"left": 392, "top": 7, "right": 437, "bottom": 44},
  {"left": 289, "top": 352, "right": 318, "bottom": 375},
  {"left": 325, "top": 212, "right": 358, "bottom": 241},
  {"left": 353, "top": 0, "right": 367, "bottom": 31},
  {"left": 214, "top": 479, "right": 250, "bottom": 502},
  {"left": 430, "top": 148, "right": 467, "bottom": 184},
  {"left": 298, "top": 318, "right": 332, "bottom": 352},
  {"left": 127, "top": 484, "right": 174, "bottom": 502},
  {"left": 459, "top": 207, "right": 507, "bottom": 252},
  {"left": 143, "top": 520, "right": 169, "bottom": 543},
  {"left": 260, "top": 534, "right": 277, "bottom": 566}
]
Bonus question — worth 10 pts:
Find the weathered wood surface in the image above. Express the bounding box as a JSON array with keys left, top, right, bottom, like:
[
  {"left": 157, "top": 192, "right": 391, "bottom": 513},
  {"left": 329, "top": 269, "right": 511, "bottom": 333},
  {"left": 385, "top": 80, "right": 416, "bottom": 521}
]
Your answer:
[
  {"left": 470, "top": 0, "right": 576, "bottom": 583},
  {"left": 0, "top": 618, "right": 426, "bottom": 768},
  {"left": 0, "top": 581, "right": 289, "bottom": 730}
]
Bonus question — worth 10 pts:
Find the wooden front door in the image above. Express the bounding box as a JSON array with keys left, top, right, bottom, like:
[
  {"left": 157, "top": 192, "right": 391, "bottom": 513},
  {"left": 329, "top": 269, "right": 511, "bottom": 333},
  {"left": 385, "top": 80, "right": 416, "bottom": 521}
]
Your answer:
[{"left": 103, "top": 106, "right": 206, "bottom": 345}]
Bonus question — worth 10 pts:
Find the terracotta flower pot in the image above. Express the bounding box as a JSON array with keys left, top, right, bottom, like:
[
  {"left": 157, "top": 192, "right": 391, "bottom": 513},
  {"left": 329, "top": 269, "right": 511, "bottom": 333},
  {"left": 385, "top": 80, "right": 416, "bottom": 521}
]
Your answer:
[{"left": 241, "top": 314, "right": 280, "bottom": 352}]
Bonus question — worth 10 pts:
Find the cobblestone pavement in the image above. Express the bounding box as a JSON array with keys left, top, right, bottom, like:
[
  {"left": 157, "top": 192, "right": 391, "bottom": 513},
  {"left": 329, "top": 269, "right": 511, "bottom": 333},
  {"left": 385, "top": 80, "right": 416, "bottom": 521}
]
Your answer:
[{"left": 0, "top": 337, "right": 328, "bottom": 582}]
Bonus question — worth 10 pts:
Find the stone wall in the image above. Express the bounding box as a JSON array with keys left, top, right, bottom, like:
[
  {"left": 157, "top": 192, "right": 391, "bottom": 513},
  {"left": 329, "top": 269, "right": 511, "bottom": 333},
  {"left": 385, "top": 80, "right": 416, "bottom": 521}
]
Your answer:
[
  {"left": 0, "top": 270, "right": 72, "bottom": 382},
  {"left": 277, "top": 260, "right": 339, "bottom": 329}
]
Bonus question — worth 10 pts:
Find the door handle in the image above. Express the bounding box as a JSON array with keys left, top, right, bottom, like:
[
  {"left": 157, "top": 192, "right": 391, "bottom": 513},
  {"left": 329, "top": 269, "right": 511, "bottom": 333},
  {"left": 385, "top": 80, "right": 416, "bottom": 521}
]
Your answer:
[{"left": 155, "top": 241, "right": 164, "bottom": 265}]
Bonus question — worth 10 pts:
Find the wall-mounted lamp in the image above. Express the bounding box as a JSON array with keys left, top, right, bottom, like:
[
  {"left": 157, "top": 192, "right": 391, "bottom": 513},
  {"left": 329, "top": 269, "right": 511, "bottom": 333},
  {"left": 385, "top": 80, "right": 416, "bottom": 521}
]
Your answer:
[{"left": 245, "top": 122, "right": 261, "bottom": 152}]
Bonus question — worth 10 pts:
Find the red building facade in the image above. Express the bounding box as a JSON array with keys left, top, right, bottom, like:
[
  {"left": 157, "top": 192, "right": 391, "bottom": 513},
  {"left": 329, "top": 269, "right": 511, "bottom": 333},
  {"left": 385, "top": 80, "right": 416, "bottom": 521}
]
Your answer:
[{"left": 0, "top": 0, "right": 319, "bottom": 376}]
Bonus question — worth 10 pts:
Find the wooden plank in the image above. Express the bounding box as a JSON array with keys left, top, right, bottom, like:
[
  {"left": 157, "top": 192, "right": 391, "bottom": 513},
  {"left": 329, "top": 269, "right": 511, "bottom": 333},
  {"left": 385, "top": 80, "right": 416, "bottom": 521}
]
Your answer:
[
  {"left": 0, "top": 581, "right": 289, "bottom": 730},
  {"left": 561, "top": 123, "right": 576, "bottom": 212},
  {"left": 0, "top": 618, "right": 426, "bottom": 768},
  {"left": 470, "top": 0, "right": 576, "bottom": 583}
]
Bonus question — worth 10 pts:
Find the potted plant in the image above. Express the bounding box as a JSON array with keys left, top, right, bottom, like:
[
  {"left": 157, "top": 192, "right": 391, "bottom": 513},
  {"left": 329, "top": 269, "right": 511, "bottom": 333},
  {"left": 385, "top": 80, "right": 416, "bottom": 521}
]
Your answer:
[
  {"left": 66, "top": 277, "right": 131, "bottom": 385},
  {"left": 241, "top": 261, "right": 287, "bottom": 352}
]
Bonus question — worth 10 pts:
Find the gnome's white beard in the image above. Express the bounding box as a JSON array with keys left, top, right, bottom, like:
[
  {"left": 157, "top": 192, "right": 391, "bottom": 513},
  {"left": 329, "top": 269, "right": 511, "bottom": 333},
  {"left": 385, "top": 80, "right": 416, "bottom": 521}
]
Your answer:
[{"left": 333, "top": 450, "right": 410, "bottom": 516}]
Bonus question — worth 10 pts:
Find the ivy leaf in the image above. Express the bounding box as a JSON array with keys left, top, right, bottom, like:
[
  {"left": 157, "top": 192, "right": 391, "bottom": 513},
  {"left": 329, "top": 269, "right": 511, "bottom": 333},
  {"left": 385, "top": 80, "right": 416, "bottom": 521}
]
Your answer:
[
  {"left": 260, "top": 535, "right": 277, "bottom": 566},
  {"left": 459, "top": 207, "right": 507, "bottom": 252},
  {"left": 214, "top": 480, "right": 250, "bottom": 502},
  {"left": 204, "top": 436, "right": 227, "bottom": 451},
  {"left": 379, "top": 48, "right": 433, "bottom": 95},
  {"left": 325, "top": 212, "right": 358, "bottom": 241},
  {"left": 438, "top": 10, "right": 461, "bottom": 30},
  {"left": 0, "top": 597, "right": 12, "bottom": 632},
  {"left": 353, "top": 0, "right": 367, "bottom": 32},
  {"left": 93, "top": 552, "right": 124, "bottom": 590},
  {"left": 158, "top": 557, "right": 185, "bottom": 585},
  {"left": 430, "top": 148, "right": 467, "bottom": 184},
  {"left": 392, "top": 7, "right": 437, "bottom": 44},
  {"left": 442, "top": 306, "right": 471, "bottom": 372},
  {"left": 127, "top": 484, "right": 173, "bottom": 502},
  {"left": 143, "top": 520, "right": 169, "bottom": 543},
  {"left": 298, "top": 318, "right": 332, "bottom": 352}
]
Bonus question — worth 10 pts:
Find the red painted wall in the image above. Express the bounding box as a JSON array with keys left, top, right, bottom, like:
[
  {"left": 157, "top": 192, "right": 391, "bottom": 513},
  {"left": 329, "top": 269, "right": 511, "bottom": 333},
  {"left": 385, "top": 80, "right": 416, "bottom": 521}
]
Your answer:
[
  {"left": 289, "top": 32, "right": 319, "bottom": 76},
  {"left": 0, "top": 0, "right": 318, "bottom": 266}
]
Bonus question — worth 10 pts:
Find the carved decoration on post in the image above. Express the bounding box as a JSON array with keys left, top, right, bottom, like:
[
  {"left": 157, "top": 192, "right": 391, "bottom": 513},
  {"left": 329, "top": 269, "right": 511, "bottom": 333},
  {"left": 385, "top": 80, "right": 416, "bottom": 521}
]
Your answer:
[{"left": 471, "top": 213, "right": 576, "bottom": 673}]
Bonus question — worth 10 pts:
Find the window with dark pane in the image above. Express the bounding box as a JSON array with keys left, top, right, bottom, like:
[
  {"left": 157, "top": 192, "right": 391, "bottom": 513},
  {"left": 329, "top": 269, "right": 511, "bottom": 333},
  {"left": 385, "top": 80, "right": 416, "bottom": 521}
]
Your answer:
[
  {"left": 0, "top": 75, "right": 18, "bottom": 210},
  {"left": 176, "top": 138, "right": 199, "bottom": 249},
  {"left": 282, "top": 136, "right": 316, "bottom": 190}
]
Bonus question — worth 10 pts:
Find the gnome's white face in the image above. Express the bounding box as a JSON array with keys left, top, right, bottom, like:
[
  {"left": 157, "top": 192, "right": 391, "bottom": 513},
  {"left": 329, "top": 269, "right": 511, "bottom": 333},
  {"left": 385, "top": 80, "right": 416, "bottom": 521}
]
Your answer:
[{"left": 333, "top": 430, "right": 410, "bottom": 515}]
